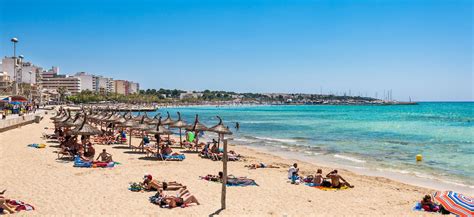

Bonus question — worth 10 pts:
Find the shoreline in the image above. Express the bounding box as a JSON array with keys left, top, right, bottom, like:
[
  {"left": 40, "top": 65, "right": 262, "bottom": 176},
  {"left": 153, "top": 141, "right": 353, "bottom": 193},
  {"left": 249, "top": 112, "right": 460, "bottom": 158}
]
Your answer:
[{"left": 237, "top": 143, "right": 474, "bottom": 195}]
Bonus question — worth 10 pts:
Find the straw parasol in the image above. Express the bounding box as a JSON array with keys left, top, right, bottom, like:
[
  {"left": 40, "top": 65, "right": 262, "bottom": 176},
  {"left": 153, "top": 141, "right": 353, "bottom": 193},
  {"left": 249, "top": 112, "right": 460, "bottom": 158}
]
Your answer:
[
  {"left": 147, "top": 114, "right": 161, "bottom": 125},
  {"left": 68, "top": 113, "right": 102, "bottom": 136},
  {"left": 55, "top": 109, "right": 71, "bottom": 123},
  {"left": 170, "top": 112, "right": 187, "bottom": 146},
  {"left": 185, "top": 114, "right": 208, "bottom": 146},
  {"left": 146, "top": 117, "right": 173, "bottom": 151},
  {"left": 208, "top": 116, "right": 233, "bottom": 211},
  {"left": 161, "top": 111, "right": 174, "bottom": 125},
  {"left": 132, "top": 112, "right": 143, "bottom": 121},
  {"left": 209, "top": 116, "right": 233, "bottom": 148},
  {"left": 118, "top": 114, "right": 138, "bottom": 148},
  {"left": 50, "top": 107, "right": 64, "bottom": 120}
]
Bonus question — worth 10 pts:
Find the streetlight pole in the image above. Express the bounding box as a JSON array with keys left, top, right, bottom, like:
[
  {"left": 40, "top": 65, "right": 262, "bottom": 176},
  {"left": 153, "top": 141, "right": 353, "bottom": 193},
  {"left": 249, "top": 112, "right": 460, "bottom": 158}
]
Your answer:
[
  {"left": 18, "top": 55, "right": 24, "bottom": 95},
  {"left": 28, "top": 71, "right": 32, "bottom": 102},
  {"left": 11, "top": 38, "right": 18, "bottom": 95}
]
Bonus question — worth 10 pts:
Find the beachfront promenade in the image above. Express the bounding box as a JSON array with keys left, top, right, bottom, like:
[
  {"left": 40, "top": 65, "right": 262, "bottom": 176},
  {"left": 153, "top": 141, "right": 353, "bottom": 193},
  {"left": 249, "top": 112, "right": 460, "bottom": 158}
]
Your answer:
[
  {"left": 0, "top": 111, "right": 45, "bottom": 132},
  {"left": 0, "top": 111, "right": 438, "bottom": 216}
]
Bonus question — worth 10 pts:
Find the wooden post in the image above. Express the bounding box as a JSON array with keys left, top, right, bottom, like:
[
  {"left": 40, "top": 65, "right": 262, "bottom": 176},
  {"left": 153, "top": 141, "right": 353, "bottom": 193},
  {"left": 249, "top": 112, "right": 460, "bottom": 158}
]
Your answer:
[
  {"left": 221, "top": 138, "right": 228, "bottom": 210},
  {"left": 129, "top": 128, "right": 132, "bottom": 148}
]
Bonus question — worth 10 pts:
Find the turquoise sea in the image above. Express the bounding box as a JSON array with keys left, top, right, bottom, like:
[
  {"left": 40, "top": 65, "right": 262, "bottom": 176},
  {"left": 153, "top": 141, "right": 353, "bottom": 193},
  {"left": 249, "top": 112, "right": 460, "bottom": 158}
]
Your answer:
[{"left": 153, "top": 102, "right": 474, "bottom": 190}]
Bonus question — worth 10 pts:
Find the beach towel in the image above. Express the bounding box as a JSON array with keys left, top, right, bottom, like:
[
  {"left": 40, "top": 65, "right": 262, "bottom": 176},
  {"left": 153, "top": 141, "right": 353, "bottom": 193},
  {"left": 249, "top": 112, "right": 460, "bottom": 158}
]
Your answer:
[
  {"left": 7, "top": 200, "right": 35, "bottom": 212},
  {"left": 314, "top": 186, "right": 349, "bottom": 191},
  {"left": 162, "top": 154, "right": 185, "bottom": 161},
  {"left": 27, "top": 143, "right": 46, "bottom": 148},
  {"left": 200, "top": 176, "right": 258, "bottom": 187},
  {"left": 73, "top": 156, "right": 115, "bottom": 168}
]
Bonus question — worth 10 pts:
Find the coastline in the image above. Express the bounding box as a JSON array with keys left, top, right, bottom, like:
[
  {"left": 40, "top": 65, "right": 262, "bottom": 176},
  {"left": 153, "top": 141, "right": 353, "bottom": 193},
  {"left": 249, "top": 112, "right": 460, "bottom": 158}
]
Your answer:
[
  {"left": 0, "top": 111, "right": 447, "bottom": 216},
  {"left": 238, "top": 143, "right": 474, "bottom": 195}
]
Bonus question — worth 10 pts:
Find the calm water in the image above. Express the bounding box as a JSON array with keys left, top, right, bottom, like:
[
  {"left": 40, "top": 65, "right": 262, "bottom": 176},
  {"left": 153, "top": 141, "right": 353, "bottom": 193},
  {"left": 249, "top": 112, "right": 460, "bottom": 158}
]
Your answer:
[{"left": 152, "top": 102, "right": 474, "bottom": 188}]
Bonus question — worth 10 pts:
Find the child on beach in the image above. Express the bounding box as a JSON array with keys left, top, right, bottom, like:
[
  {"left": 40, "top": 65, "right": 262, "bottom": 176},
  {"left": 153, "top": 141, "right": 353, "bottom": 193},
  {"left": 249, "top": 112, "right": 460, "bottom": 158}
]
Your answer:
[
  {"left": 421, "top": 195, "right": 439, "bottom": 212},
  {"left": 288, "top": 163, "right": 300, "bottom": 184}
]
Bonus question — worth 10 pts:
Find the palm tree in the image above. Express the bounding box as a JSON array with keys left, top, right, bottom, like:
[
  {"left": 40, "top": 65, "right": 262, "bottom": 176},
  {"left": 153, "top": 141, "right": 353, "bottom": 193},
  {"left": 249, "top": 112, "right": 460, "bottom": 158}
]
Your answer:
[{"left": 58, "top": 87, "right": 67, "bottom": 102}]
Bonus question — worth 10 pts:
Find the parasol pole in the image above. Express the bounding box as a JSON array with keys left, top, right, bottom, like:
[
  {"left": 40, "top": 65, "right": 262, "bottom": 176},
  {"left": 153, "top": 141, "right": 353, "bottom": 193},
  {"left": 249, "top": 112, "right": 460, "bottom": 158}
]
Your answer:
[{"left": 221, "top": 138, "right": 228, "bottom": 210}]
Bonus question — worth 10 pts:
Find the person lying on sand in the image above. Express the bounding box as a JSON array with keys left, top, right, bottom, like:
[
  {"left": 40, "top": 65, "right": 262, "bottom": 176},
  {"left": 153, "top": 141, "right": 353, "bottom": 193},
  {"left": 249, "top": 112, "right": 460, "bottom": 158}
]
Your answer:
[
  {"left": 162, "top": 194, "right": 200, "bottom": 208},
  {"left": 142, "top": 174, "right": 183, "bottom": 191},
  {"left": 326, "top": 170, "right": 354, "bottom": 188},
  {"left": 0, "top": 190, "right": 16, "bottom": 214},
  {"left": 245, "top": 162, "right": 280, "bottom": 169},
  {"left": 96, "top": 149, "right": 113, "bottom": 162}
]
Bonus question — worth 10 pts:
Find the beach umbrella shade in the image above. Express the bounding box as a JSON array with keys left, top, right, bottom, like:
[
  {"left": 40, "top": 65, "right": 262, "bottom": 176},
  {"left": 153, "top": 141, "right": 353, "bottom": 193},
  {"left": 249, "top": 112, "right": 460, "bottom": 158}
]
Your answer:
[
  {"left": 132, "top": 112, "right": 143, "bottom": 121},
  {"left": 170, "top": 112, "right": 187, "bottom": 146},
  {"left": 433, "top": 191, "right": 473, "bottom": 217},
  {"left": 68, "top": 113, "right": 102, "bottom": 136},
  {"left": 147, "top": 114, "right": 161, "bottom": 125},
  {"left": 185, "top": 114, "right": 208, "bottom": 146},
  {"left": 209, "top": 116, "right": 233, "bottom": 148},
  {"left": 50, "top": 107, "right": 64, "bottom": 120},
  {"left": 118, "top": 114, "right": 138, "bottom": 148},
  {"left": 161, "top": 111, "right": 174, "bottom": 125},
  {"left": 143, "top": 112, "right": 154, "bottom": 124},
  {"left": 146, "top": 117, "right": 173, "bottom": 150},
  {"left": 55, "top": 109, "right": 71, "bottom": 123}
]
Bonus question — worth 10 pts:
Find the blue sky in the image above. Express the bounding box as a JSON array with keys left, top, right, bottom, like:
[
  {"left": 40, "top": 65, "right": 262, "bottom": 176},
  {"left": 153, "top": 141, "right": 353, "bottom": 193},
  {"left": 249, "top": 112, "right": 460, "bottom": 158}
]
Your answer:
[{"left": 0, "top": 0, "right": 472, "bottom": 101}]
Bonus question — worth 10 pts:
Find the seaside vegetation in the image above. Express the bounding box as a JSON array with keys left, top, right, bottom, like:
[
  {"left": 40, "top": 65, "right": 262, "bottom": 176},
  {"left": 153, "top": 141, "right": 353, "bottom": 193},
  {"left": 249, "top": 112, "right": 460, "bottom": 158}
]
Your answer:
[{"left": 66, "top": 88, "right": 377, "bottom": 104}]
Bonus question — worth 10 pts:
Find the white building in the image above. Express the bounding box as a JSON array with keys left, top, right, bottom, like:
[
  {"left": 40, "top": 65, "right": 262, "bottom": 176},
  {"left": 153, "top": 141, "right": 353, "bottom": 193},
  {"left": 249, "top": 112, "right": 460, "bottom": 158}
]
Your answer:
[
  {"left": 128, "top": 82, "right": 139, "bottom": 94},
  {"left": 1, "top": 57, "right": 44, "bottom": 84},
  {"left": 106, "top": 78, "right": 115, "bottom": 93},
  {"left": 73, "top": 72, "right": 94, "bottom": 92}
]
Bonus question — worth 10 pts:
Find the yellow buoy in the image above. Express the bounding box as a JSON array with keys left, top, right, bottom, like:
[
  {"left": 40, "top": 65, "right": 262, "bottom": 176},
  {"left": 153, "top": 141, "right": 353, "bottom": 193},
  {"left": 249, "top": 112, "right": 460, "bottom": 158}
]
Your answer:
[{"left": 416, "top": 154, "right": 423, "bottom": 162}]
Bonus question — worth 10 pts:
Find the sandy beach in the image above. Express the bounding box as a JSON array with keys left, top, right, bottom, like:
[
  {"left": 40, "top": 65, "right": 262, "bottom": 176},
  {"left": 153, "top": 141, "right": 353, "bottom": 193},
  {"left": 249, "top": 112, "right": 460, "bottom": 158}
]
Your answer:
[{"left": 0, "top": 111, "right": 439, "bottom": 216}]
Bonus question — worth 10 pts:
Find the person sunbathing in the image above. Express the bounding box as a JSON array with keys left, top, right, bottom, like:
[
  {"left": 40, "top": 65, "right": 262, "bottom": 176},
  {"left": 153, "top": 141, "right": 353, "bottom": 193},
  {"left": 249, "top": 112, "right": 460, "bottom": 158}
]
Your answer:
[
  {"left": 421, "top": 195, "right": 439, "bottom": 212},
  {"left": 245, "top": 162, "right": 279, "bottom": 169},
  {"left": 326, "top": 170, "right": 354, "bottom": 188},
  {"left": 162, "top": 194, "right": 200, "bottom": 208},
  {"left": 0, "top": 190, "right": 16, "bottom": 214},
  {"left": 161, "top": 144, "right": 180, "bottom": 156},
  {"left": 142, "top": 174, "right": 183, "bottom": 191},
  {"left": 313, "top": 169, "right": 324, "bottom": 186},
  {"left": 96, "top": 149, "right": 113, "bottom": 162}
]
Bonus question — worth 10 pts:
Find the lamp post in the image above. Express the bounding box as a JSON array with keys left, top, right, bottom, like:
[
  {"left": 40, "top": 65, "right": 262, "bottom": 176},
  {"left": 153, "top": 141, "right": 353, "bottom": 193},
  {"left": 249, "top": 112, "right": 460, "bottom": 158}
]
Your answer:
[
  {"left": 18, "top": 55, "right": 24, "bottom": 95},
  {"left": 10, "top": 38, "right": 18, "bottom": 95},
  {"left": 28, "top": 71, "right": 32, "bottom": 102}
]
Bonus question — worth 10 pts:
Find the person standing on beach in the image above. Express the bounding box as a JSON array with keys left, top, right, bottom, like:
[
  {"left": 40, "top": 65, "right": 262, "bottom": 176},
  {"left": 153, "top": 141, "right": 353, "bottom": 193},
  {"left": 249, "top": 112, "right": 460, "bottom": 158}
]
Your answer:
[{"left": 288, "top": 163, "right": 299, "bottom": 184}]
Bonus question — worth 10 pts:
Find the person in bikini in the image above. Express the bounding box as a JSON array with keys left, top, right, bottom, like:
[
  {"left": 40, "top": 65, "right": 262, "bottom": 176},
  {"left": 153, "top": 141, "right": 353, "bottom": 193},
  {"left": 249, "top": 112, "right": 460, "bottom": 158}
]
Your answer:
[
  {"left": 313, "top": 169, "right": 324, "bottom": 186},
  {"left": 96, "top": 149, "right": 113, "bottom": 162},
  {"left": 142, "top": 174, "right": 183, "bottom": 191},
  {"left": 326, "top": 170, "right": 354, "bottom": 188},
  {"left": 245, "top": 162, "right": 280, "bottom": 169}
]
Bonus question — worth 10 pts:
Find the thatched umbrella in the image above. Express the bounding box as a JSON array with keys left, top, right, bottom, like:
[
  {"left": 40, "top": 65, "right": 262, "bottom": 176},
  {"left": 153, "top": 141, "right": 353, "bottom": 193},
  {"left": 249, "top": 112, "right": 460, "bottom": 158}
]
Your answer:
[
  {"left": 54, "top": 109, "right": 71, "bottom": 123},
  {"left": 185, "top": 114, "right": 208, "bottom": 146},
  {"left": 68, "top": 113, "right": 101, "bottom": 136},
  {"left": 50, "top": 107, "right": 64, "bottom": 120},
  {"left": 118, "top": 114, "right": 138, "bottom": 148},
  {"left": 147, "top": 114, "right": 161, "bottom": 125},
  {"left": 170, "top": 112, "right": 187, "bottom": 146},
  {"left": 132, "top": 112, "right": 143, "bottom": 121},
  {"left": 161, "top": 111, "right": 175, "bottom": 126},
  {"left": 143, "top": 112, "right": 153, "bottom": 124},
  {"left": 209, "top": 116, "right": 233, "bottom": 148},
  {"left": 146, "top": 117, "right": 172, "bottom": 152},
  {"left": 208, "top": 116, "right": 233, "bottom": 211}
]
